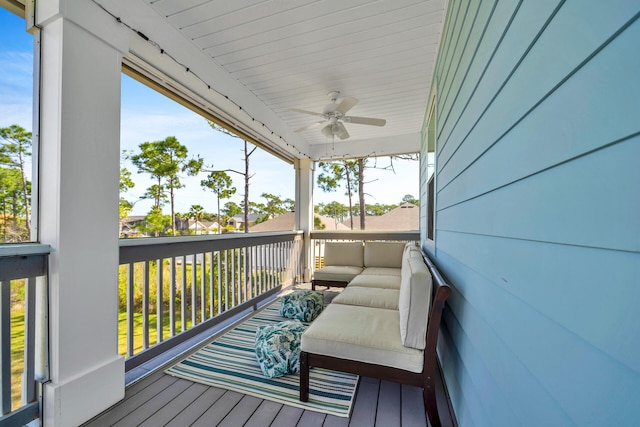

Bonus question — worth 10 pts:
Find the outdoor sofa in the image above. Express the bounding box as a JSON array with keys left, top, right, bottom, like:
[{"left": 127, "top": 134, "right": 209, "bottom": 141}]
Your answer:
[{"left": 301, "top": 241, "right": 451, "bottom": 427}]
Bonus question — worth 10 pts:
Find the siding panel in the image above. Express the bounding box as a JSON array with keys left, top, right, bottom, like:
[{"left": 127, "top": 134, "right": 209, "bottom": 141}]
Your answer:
[
  {"left": 437, "top": 0, "right": 562, "bottom": 166},
  {"left": 438, "top": 241, "right": 640, "bottom": 425},
  {"left": 438, "top": 136, "right": 640, "bottom": 252},
  {"left": 438, "top": 1, "right": 640, "bottom": 194},
  {"left": 437, "top": 0, "right": 522, "bottom": 150},
  {"left": 422, "top": 1, "right": 640, "bottom": 425},
  {"left": 438, "top": 0, "right": 497, "bottom": 135}
]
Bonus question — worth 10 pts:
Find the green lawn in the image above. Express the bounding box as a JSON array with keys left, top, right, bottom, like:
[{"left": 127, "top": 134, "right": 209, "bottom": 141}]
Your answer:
[
  {"left": 7, "top": 309, "right": 194, "bottom": 410},
  {"left": 117, "top": 310, "right": 201, "bottom": 356},
  {"left": 9, "top": 311, "right": 26, "bottom": 410}
]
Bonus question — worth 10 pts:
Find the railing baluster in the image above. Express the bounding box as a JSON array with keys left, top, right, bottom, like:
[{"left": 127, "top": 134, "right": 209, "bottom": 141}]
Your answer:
[
  {"left": 251, "top": 246, "right": 256, "bottom": 299},
  {"left": 1, "top": 280, "right": 11, "bottom": 414},
  {"left": 181, "top": 255, "right": 187, "bottom": 332},
  {"left": 126, "top": 263, "right": 134, "bottom": 357},
  {"left": 243, "top": 247, "right": 248, "bottom": 303},
  {"left": 266, "top": 243, "right": 272, "bottom": 289},
  {"left": 209, "top": 252, "right": 215, "bottom": 319},
  {"left": 156, "top": 258, "right": 163, "bottom": 344},
  {"left": 191, "top": 254, "right": 197, "bottom": 326},
  {"left": 201, "top": 253, "right": 206, "bottom": 322},
  {"left": 22, "top": 277, "right": 36, "bottom": 405},
  {"left": 262, "top": 245, "right": 267, "bottom": 291},
  {"left": 237, "top": 248, "right": 242, "bottom": 304},
  {"left": 230, "top": 249, "right": 235, "bottom": 308},
  {"left": 217, "top": 251, "right": 222, "bottom": 314},
  {"left": 170, "top": 257, "right": 176, "bottom": 337},
  {"left": 142, "top": 261, "right": 149, "bottom": 350}
]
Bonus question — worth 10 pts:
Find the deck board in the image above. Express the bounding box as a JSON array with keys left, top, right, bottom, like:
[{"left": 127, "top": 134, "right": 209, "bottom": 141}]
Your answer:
[
  {"left": 164, "top": 387, "right": 227, "bottom": 427},
  {"left": 401, "top": 384, "right": 429, "bottom": 427},
  {"left": 269, "top": 405, "right": 304, "bottom": 427},
  {"left": 83, "top": 372, "right": 440, "bottom": 427},
  {"left": 347, "top": 377, "right": 380, "bottom": 427},
  {"left": 296, "top": 409, "right": 326, "bottom": 426},
  {"left": 376, "top": 380, "right": 401, "bottom": 426},
  {"left": 138, "top": 382, "right": 209, "bottom": 426},
  {"left": 191, "top": 390, "right": 244, "bottom": 426},
  {"left": 218, "top": 395, "right": 263, "bottom": 426},
  {"left": 111, "top": 378, "right": 192, "bottom": 427},
  {"left": 244, "top": 400, "right": 284, "bottom": 426}
]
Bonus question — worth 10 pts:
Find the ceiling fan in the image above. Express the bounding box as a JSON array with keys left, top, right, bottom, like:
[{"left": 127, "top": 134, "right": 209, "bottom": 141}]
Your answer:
[{"left": 290, "top": 91, "right": 386, "bottom": 140}]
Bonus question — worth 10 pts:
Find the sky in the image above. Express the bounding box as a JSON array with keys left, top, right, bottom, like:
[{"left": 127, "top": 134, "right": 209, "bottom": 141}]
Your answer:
[{"left": 1, "top": 8, "right": 419, "bottom": 217}]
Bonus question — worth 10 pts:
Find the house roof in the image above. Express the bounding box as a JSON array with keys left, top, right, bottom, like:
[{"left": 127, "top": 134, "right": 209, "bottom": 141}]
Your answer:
[
  {"left": 341, "top": 203, "right": 419, "bottom": 230},
  {"left": 249, "top": 212, "right": 349, "bottom": 232},
  {"left": 230, "top": 213, "right": 262, "bottom": 223}
]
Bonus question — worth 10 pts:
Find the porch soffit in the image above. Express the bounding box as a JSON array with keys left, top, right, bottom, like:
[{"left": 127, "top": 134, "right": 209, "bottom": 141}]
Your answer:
[{"left": 99, "top": 0, "right": 447, "bottom": 161}]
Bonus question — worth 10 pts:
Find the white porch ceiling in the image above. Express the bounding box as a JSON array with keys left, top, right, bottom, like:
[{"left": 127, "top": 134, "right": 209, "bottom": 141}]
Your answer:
[{"left": 129, "top": 0, "right": 447, "bottom": 160}]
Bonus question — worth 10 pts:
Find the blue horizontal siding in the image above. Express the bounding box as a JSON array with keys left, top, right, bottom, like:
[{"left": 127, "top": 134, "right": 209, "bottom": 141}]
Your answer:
[{"left": 423, "top": 0, "right": 640, "bottom": 425}]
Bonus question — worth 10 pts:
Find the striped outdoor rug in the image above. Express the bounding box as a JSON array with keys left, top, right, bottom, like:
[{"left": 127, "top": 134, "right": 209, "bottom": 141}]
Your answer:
[{"left": 165, "top": 299, "right": 359, "bottom": 417}]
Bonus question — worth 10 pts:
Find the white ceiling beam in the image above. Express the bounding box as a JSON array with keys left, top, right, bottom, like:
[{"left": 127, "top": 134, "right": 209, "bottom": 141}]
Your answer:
[{"left": 309, "top": 132, "right": 421, "bottom": 161}]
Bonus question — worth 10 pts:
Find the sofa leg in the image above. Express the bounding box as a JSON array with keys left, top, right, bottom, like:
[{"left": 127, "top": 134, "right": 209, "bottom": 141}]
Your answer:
[
  {"left": 300, "top": 351, "right": 309, "bottom": 402},
  {"left": 424, "top": 377, "right": 441, "bottom": 427},
  {"left": 311, "top": 281, "right": 316, "bottom": 291}
]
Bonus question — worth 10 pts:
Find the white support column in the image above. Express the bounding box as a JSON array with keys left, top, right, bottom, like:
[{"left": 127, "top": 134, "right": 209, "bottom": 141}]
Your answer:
[
  {"left": 294, "top": 158, "right": 314, "bottom": 282},
  {"left": 37, "top": 2, "right": 128, "bottom": 426}
]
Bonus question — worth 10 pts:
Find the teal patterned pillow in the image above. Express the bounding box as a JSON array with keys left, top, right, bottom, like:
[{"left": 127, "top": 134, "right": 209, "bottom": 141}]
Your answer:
[
  {"left": 279, "top": 290, "right": 324, "bottom": 322},
  {"left": 254, "top": 320, "right": 306, "bottom": 378}
]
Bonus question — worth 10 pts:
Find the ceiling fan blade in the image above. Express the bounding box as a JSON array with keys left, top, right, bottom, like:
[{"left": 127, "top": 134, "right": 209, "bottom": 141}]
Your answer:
[
  {"left": 336, "top": 122, "right": 350, "bottom": 140},
  {"left": 294, "top": 121, "right": 324, "bottom": 133},
  {"left": 334, "top": 96, "right": 359, "bottom": 115},
  {"left": 289, "top": 108, "right": 325, "bottom": 117},
  {"left": 344, "top": 116, "right": 386, "bottom": 126}
]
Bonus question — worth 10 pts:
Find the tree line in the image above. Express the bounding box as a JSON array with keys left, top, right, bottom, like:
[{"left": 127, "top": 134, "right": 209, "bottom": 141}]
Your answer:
[
  {"left": 1, "top": 120, "right": 418, "bottom": 242},
  {"left": 0, "top": 125, "right": 31, "bottom": 242}
]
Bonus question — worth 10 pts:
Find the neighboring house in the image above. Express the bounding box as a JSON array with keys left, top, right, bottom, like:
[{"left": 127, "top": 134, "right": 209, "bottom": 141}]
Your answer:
[
  {"left": 227, "top": 213, "right": 263, "bottom": 231},
  {"left": 202, "top": 221, "right": 219, "bottom": 234},
  {"left": 341, "top": 203, "right": 419, "bottom": 230},
  {"left": 187, "top": 220, "right": 219, "bottom": 234},
  {"left": 249, "top": 212, "right": 349, "bottom": 232}
]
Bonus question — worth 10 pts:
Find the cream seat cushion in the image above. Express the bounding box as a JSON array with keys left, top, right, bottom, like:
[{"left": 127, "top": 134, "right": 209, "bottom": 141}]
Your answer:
[
  {"left": 301, "top": 304, "right": 424, "bottom": 373},
  {"left": 332, "top": 286, "right": 400, "bottom": 310},
  {"left": 364, "top": 241, "right": 406, "bottom": 268},
  {"left": 313, "top": 266, "right": 363, "bottom": 283},
  {"left": 348, "top": 274, "right": 401, "bottom": 289},
  {"left": 323, "top": 241, "right": 364, "bottom": 267},
  {"left": 398, "top": 257, "right": 433, "bottom": 350}
]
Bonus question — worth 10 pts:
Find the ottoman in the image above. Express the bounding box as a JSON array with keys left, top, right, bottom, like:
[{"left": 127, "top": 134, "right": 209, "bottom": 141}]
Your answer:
[
  {"left": 279, "top": 290, "right": 324, "bottom": 322},
  {"left": 254, "top": 320, "right": 306, "bottom": 378}
]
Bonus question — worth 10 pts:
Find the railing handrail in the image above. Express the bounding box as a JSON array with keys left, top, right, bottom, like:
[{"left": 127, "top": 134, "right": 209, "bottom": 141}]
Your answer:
[
  {"left": 0, "top": 244, "right": 50, "bottom": 282},
  {"left": 0, "top": 244, "right": 51, "bottom": 258},
  {"left": 120, "top": 231, "right": 303, "bottom": 264},
  {"left": 310, "top": 230, "right": 420, "bottom": 241}
]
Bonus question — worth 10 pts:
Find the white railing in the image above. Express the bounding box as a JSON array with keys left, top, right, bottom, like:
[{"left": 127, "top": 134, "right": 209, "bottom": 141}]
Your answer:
[
  {"left": 119, "top": 231, "right": 304, "bottom": 370},
  {"left": 0, "top": 244, "right": 50, "bottom": 427}
]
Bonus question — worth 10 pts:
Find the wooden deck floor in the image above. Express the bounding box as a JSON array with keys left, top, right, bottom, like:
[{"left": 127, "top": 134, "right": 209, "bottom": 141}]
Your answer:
[{"left": 83, "top": 369, "right": 432, "bottom": 427}]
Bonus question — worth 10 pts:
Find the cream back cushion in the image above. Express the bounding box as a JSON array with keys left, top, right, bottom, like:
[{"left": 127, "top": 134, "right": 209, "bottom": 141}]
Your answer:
[
  {"left": 364, "top": 242, "right": 406, "bottom": 268},
  {"left": 323, "top": 242, "right": 364, "bottom": 267},
  {"left": 398, "top": 257, "right": 433, "bottom": 350}
]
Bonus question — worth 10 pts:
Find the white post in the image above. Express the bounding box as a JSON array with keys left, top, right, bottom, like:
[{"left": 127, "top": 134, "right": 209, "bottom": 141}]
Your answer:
[
  {"left": 295, "top": 158, "right": 314, "bottom": 282},
  {"left": 37, "top": 2, "right": 127, "bottom": 425}
]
